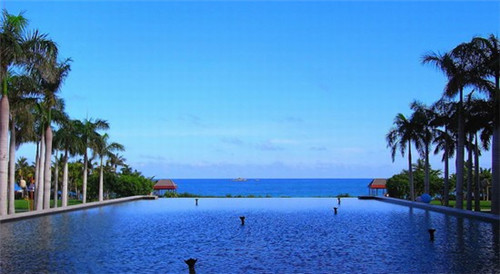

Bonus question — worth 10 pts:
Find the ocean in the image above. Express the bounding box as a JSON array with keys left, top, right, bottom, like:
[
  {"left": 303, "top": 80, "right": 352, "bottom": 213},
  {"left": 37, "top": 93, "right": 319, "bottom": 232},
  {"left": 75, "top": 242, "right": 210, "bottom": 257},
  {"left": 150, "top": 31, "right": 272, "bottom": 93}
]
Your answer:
[{"left": 171, "top": 178, "right": 373, "bottom": 197}]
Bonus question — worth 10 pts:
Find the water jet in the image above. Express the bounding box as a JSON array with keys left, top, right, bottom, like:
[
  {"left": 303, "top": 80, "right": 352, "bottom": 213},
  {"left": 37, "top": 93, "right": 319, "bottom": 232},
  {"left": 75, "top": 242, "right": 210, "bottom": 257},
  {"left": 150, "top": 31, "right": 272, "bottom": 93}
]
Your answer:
[
  {"left": 428, "top": 229, "right": 436, "bottom": 241},
  {"left": 184, "top": 258, "right": 197, "bottom": 273}
]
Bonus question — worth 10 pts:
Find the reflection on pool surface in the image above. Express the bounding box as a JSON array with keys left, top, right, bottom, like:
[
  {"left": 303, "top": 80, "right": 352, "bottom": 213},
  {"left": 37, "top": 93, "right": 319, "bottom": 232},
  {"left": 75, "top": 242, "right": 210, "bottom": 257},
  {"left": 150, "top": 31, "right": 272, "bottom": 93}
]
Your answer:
[{"left": 1, "top": 198, "right": 499, "bottom": 273}]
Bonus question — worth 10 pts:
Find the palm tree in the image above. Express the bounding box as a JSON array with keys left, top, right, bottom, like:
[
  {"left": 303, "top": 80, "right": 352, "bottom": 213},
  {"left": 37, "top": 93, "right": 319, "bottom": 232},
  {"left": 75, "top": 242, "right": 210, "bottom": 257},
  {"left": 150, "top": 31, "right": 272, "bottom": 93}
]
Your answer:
[
  {"left": 0, "top": 10, "right": 57, "bottom": 215},
  {"left": 33, "top": 102, "right": 46, "bottom": 210},
  {"left": 53, "top": 119, "right": 82, "bottom": 207},
  {"left": 15, "top": 156, "right": 31, "bottom": 181},
  {"left": 77, "top": 118, "right": 109, "bottom": 203},
  {"left": 431, "top": 99, "right": 456, "bottom": 206},
  {"left": 30, "top": 97, "right": 66, "bottom": 210},
  {"left": 470, "top": 35, "right": 499, "bottom": 214},
  {"left": 67, "top": 161, "right": 83, "bottom": 200},
  {"left": 51, "top": 153, "right": 63, "bottom": 208},
  {"left": 410, "top": 101, "right": 434, "bottom": 195},
  {"left": 463, "top": 95, "right": 491, "bottom": 210},
  {"left": 93, "top": 133, "right": 124, "bottom": 201},
  {"left": 6, "top": 73, "right": 39, "bottom": 213},
  {"left": 422, "top": 50, "right": 475, "bottom": 209},
  {"left": 0, "top": 11, "right": 28, "bottom": 216},
  {"left": 387, "top": 113, "right": 420, "bottom": 201},
  {"left": 107, "top": 153, "right": 126, "bottom": 173},
  {"left": 37, "top": 59, "right": 71, "bottom": 209}
]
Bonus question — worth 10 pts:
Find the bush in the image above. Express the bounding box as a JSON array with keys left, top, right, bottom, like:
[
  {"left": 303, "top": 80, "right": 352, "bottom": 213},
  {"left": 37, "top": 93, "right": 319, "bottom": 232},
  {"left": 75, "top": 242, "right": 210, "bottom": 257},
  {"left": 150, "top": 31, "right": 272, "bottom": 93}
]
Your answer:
[
  {"left": 387, "top": 173, "right": 410, "bottom": 199},
  {"left": 386, "top": 159, "right": 443, "bottom": 199},
  {"left": 163, "top": 192, "right": 178, "bottom": 198}
]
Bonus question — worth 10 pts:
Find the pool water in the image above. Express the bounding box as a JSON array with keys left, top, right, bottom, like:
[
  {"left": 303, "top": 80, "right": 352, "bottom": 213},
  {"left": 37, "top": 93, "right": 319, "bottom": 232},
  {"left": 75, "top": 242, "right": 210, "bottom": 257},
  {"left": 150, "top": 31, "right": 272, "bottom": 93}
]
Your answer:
[{"left": 1, "top": 198, "right": 499, "bottom": 273}]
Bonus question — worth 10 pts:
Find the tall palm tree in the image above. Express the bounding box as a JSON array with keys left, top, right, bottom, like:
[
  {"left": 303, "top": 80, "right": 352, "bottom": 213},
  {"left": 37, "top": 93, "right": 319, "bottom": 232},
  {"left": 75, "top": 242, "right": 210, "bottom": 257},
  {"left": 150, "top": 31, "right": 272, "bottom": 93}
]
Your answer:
[
  {"left": 77, "top": 118, "right": 109, "bottom": 203},
  {"left": 431, "top": 99, "right": 457, "bottom": 206},
  {"left": 422, "top": 50, "right": 474, "bottom": 209},
  {"left": 463, "top": 95, "right": 491, "bottom": 210},
  {"left": 6, "top": 74, "right": 38, "bottom": 213},
  {"left": 0, "top": 10, "right": 57, "bottom": 215},
  {"left": 410, "top": 101, "right": 434, "bottom": 195},
  {"left": 31, "top": 97, "right": 66, "bottom": 210},
  {"left": 470, "top": 35, "right": 499, "bottom": 214},
  {"left": 93, "top": 133, "right": 124, "bottom": 201},
  {"left": 0, "top": 11, "right": 28, "bottom": 216},
  {"left": 387, "top": 113, "right": 420, "bottom": 201},
  {"left": 37, "top": 59, "right": 71, "bottom": 209},
  {"left": 33, "top": 102, "right": 46, "bottom": 210},
  {"left": 53, "top": 119, "right": 82, "bottom": 207},
  {"left": 52, "top": 153, "right": 63, "bottom": 208}
]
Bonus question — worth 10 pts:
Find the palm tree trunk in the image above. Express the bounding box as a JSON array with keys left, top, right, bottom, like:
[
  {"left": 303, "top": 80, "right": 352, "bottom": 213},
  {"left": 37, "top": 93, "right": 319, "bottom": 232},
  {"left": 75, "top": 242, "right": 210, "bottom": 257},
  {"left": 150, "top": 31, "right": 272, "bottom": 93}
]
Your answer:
[
  {"left": 455, "top": 89, "right": 465, "bottom": 210},
  {"left": 99, "top": 157, "right": 104, "bottom": 202},
  {"left": 474, "top": 136, "right": 480, "bottom": 211},
  {"left": 492, "top": 76, "right": 500, "bottom": 214},
  {"left": 408, "top": 141, "right": 415, "bottom": 201},
  {"left": 34, "top": 141, "right": 39, "bottom": 209},
  {"left": 36, "top": 134, "right": 45, "bottom": 211},
  {"left": 493, "top": 127, "right": 500, "bottom": 214},
  {"left": 83, "top": 152, "right": 88, "bottom": 203},
  {"left": 444, "top": 147, "right": 449, "bottom": 206},
  {"left": 424, "top": 144, "right": 430, "bottom": 194},
  {"left": 43, "top": 126, "right": 52, "bottom": 209},
  {"left": 0, "top": 95, "right": 10, "bottom": 216},
  {"left": 53, "top": 152, "right": 59, "bottom": 209},
  {"left": 466, "top": 133, "right": 473, "bottom": 210},
  {"left": 62, "top": 150, "right": 68, "bottom": 207},
  {"left": 8, "top": 117, "right": 16, "bottom": 214}
]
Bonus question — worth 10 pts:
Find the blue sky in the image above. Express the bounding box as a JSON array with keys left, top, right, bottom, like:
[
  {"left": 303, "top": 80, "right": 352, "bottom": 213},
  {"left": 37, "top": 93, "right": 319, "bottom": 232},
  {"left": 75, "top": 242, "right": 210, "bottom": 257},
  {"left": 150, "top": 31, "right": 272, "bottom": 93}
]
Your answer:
[{"left": 4, "top": 1, "right": 500, "bottom": 178}]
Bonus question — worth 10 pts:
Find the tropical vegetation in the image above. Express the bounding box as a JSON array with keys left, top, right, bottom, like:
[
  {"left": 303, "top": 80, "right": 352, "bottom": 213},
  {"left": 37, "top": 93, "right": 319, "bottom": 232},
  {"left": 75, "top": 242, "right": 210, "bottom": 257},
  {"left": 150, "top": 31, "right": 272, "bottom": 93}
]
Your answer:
[
  {"left": 387, "top": 34, "right": 499, "bottom": 214},
  {"left": 0, "top": 10, "right": 154, "bottom": 216}
]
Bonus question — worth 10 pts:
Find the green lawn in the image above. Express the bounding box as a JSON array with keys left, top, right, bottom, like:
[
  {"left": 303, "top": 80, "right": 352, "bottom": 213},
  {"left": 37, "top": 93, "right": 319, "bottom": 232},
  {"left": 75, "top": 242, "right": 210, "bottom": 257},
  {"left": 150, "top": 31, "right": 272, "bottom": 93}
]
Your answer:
[
  {"left": 14, "top": 199, "right": 83, "bottom": 213},
  {"left": 430, "top": 200, "right": 491, "bottom": 211}
]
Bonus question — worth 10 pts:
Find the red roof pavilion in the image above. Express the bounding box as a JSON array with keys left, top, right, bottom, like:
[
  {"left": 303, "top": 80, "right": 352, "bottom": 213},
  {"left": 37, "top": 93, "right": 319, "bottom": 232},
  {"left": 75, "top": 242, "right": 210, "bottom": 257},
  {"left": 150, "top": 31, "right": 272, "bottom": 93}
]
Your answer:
[
  {"left": 368, "top": 179, "right": 387, "bottom": 189},
  {"left": 153, "top": 179, "right": 178, "bottom": 190},
  {"left": 368, "top": 178, "right": 387, "bottom": 196}
]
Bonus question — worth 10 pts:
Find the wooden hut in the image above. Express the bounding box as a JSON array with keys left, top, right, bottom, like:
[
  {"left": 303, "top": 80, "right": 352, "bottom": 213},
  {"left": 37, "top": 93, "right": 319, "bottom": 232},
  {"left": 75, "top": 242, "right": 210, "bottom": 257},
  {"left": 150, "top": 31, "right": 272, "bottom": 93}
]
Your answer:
[
  {"left": 368, "top": 179, "right": 387, "bottom": 196},
  {"left": 153, "top": 179, "right": 178, "bottom": 196}
]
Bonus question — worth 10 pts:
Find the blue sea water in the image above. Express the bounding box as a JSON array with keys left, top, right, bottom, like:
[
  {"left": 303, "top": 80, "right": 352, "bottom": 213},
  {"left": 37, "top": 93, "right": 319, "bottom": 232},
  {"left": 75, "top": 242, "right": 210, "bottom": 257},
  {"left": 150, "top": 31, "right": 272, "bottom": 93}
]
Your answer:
[{"left": 171, "top": 178, "right": 373, "bottom": 197}]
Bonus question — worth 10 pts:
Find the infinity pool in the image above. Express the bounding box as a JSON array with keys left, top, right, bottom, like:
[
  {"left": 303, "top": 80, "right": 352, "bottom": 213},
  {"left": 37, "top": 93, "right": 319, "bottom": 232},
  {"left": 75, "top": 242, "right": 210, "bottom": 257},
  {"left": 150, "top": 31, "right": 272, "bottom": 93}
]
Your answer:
[{"left": 1, "top": 198, "right": 499, "bottom": 273}]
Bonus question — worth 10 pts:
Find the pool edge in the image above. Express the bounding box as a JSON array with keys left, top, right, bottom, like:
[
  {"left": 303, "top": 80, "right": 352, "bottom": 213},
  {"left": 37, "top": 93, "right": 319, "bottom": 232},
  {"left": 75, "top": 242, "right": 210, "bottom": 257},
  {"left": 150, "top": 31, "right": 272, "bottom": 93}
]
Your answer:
[
  {"left": 366, "top": 196, "right": 500, "bottom": 223},
  {"left": 0, "top": 195, "right": 157, "bottom": 223}
]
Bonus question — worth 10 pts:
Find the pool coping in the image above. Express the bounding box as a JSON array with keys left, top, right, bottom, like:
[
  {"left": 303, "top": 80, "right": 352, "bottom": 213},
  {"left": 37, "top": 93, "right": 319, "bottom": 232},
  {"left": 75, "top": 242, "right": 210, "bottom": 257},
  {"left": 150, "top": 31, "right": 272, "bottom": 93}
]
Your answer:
[
  {"left": 0, "top": 195, "right": 157, "bottom": 223},
  {"left": 361, "top": 196, "right": 500, "bottom": 223}
]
